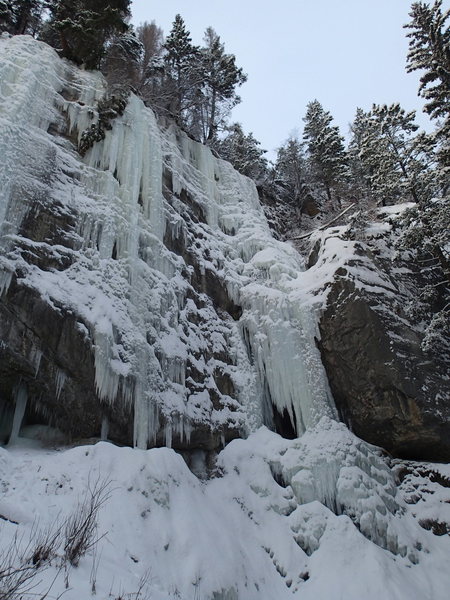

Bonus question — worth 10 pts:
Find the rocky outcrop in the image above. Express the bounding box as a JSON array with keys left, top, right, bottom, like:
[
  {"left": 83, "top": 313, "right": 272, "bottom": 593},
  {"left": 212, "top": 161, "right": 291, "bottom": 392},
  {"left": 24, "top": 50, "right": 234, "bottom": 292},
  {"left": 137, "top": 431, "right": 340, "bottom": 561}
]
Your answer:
[{"left": 316, "top": 234, "right": 450, "bottom": 462}]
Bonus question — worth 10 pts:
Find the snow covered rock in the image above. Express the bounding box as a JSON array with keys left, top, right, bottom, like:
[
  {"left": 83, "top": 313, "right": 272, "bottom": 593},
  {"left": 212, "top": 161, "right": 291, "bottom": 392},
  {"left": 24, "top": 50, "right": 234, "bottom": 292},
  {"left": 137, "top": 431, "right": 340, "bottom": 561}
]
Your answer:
[
  {"left": 310, "top": 222, "right": 450, "bottom": 461},
  {"left": 0, "top": 35, "right": 334, "bottom": 449}
]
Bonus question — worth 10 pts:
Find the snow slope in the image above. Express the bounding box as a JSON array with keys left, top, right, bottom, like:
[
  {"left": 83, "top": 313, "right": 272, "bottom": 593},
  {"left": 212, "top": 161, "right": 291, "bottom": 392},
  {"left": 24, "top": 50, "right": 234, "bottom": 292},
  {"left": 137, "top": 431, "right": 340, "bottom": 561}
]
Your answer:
[{"left": 1, "top": 422, "right": 450, "bottom": 600}]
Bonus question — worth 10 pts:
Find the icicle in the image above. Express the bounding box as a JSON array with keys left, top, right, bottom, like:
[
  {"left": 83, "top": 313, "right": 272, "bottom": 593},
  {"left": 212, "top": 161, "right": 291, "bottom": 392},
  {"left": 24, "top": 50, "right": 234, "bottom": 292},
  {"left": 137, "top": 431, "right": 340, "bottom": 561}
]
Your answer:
[
  {"left": 165, "top": 420, "right": 173, "bottom": 448},
  {"left": 0, "top": 270, "right": 13, "bottom": 297},
  {"left": 101, "top": 416, "right": 109, "bottom": 441},
  {"left": 8, "top": 382, "right": 27, "bottom": 445},
  {"left": 30, "top": 347, "right": 43, "bottom": 377},
  {"left": 55, "top": 368, "right": 67, "bottom": 400}
]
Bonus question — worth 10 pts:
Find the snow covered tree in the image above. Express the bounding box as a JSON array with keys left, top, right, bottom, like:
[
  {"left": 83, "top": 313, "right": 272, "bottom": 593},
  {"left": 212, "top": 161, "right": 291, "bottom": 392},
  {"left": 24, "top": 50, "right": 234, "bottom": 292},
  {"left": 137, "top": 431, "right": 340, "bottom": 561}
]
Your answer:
[
  {"left": 0, "top": 1, "right": 12, "bottom": 31},
  {"left": 163, "top": 14, "right": 199, "bottom": 126},
  {"left": 43, "top": 0, "right": 131, "bottom": 69},
  {"left": 215, "top": 123, "right": 267, "bottom": 182},
  {"left": 302, "top": 100, "right": 347, "bottom": 204},
  {"left": 404, "top": 0, "right": 450, "bottom": 150},
  {"left": 348, "top": 107, "right": 376, "bottom": 200},
  {"left": 405, "top": 0, "right": 450, "bottom": 168},
  {"left": 102, "top": 30, "right": 143, "bottom": 89},
  {"left": 273, "top": 137, "right": 309, "bottom": 208},
  {"left": 349, "top": 103, "right": 433, "bottom": 206},
  {"left": 0, "top": 0, "right": 43, "bottom": 35},
  {"left": 401, "top": 196, "right": 450, "bottom": 276},
  {"left": 194, "top": 27, "right": 247, "bottom": 144}
]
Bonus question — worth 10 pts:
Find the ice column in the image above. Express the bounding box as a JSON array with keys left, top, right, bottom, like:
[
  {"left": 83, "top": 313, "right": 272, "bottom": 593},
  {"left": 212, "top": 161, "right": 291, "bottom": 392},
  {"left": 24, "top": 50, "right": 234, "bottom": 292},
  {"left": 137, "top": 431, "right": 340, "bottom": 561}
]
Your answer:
[{"left": 8, "top": 383, "right": 28, "bottom": 445}]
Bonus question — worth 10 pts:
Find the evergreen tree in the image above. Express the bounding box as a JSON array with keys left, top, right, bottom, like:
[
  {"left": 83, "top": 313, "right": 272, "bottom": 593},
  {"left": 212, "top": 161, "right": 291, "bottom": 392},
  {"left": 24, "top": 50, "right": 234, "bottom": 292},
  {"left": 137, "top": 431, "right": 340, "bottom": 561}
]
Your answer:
[
  {"left": 0, "top": 1, "right": 12, "bottom": 31},
  {"left": 43, "top": 0, "right": 131, "bottom": 69},
  {"left": 404, "top": 1, "right": 450, "bottom": 141},
  {"left": 399, "top": 0, "right": 449, "bottom": 267},
  {"left": 274, "top": 137, "right": 309, "bottom": 208},
  {"left": 349, "top": 103, "right": 432, "bottom": 206},
  {"left": 0, "top": 0, "right": 43, "bottom": 35},
  {"left": 348, "top": 107, "right": 375, "bottom": 199},
  {"left": 163, "top": 14, "right": 199, "bottom": 126},
  {"left": 195, "top": 27, "right": 247, "bottom": 144},
  {"left": 215, "top": 123, "right": 267, "bottom": 182},
  {"left": 302, "top": 100, "right": 347, "bottom": 204},
  {"left": 405, "top": 0, "right": 450, "bottom": 168}
]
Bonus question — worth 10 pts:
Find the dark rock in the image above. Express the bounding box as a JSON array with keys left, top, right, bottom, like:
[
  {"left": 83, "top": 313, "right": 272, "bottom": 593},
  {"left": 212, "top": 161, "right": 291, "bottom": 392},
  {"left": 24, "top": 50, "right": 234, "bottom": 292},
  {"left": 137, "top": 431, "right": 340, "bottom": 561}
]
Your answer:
[
  {"left": 318, "top": 270, "right": 450, "bottom": 462},
  {"left": 0, "top": 280, "right": 133, "bottom": 446}
]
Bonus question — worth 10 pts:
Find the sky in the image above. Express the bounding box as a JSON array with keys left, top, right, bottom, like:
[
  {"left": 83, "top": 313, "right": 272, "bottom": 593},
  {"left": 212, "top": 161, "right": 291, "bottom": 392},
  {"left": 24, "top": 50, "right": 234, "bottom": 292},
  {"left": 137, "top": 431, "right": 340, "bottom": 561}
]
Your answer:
[{"left": 130, "top": 0, "right": 449, "bottom": 161}]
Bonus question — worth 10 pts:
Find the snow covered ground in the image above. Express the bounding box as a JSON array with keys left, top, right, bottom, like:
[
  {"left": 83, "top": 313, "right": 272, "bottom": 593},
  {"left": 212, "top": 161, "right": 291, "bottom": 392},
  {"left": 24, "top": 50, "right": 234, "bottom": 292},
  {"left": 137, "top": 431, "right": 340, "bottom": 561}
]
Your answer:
[{"left": 1, "top": 424, "right": 450, "bottom": 600}]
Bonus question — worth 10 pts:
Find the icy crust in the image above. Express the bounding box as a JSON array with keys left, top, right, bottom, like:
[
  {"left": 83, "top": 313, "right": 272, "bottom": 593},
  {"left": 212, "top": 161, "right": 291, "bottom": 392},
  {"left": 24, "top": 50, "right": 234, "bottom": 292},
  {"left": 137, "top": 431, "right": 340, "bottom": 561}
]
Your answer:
[
  {"left": 0, "top": 35, "right": 66, "bottom": 294},
  {"left": 1, "top": 424, "right": 450, "bottom": 600},
  {"left": 0, "top": 35, "right": 335, "bottom": 446}
]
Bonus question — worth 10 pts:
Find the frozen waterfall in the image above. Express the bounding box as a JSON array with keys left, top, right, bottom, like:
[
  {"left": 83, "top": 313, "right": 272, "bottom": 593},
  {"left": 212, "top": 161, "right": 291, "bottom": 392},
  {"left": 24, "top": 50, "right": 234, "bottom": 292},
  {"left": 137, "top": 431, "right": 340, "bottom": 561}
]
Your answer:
[{"left": 0, "top": 34, "right": 336, "bottom": 448}]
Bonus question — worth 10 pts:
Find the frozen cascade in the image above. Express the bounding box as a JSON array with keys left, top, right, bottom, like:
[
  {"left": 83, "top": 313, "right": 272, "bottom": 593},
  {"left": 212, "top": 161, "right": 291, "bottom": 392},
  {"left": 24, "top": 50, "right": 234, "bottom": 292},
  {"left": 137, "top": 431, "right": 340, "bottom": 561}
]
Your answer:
[
  {"left": 55, "top": 368, "right": 67, "bottom": 400},
  {"left": 0, "top": 35, "right": 336, "bottom": 448},
  {"left": 101, "top": 416, "right": 109, "bottom": 441},
  {"left": 0, "top": 35, "right": 66, "bottom": 294}
]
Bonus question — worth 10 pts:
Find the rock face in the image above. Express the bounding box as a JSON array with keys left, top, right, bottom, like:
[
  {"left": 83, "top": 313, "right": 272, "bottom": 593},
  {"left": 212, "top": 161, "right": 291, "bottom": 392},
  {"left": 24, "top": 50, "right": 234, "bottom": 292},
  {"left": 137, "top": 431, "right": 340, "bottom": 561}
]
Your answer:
[
  {"left": 0, "top": 35, "right": 335, "bottom": 450},
  {"left": 316, "top": 235, "right": 450, "bottom": 462}
]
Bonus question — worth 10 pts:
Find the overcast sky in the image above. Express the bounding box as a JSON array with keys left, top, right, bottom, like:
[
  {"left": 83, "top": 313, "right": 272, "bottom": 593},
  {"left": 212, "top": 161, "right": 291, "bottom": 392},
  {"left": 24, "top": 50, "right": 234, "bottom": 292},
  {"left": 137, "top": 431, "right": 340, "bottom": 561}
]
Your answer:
[{"left": 130, "top": 0, "right": 449, "bottom": 161}]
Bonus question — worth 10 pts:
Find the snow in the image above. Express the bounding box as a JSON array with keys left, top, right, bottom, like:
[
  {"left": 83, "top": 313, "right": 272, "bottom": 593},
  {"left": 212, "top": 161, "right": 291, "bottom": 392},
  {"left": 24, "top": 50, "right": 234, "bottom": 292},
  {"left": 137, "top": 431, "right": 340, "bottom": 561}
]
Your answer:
[{"left": 1, "top": 422, "right": 449, "bottom": 599}]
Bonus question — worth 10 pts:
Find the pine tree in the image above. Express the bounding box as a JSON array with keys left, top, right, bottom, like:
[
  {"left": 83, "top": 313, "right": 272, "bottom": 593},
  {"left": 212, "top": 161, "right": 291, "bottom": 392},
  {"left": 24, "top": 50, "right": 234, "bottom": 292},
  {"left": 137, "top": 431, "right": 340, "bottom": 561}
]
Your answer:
[
  {"left": 43, "top": 0, "right": 131, "bottom": 69},
  {"left": 302, "top": 100, "right": 347, "bottom": 204},
  {"left": 215, "top": 123, "right": 267, "bottom": 182},
  {"left": 348, "top": 107, "right": 375, "bottom": 200},
  {"left": 405, "top": 2, "right": 449, "bottom": 123},
  {"left": 349, "top": 103, "right": 432, "bottom": 206},
  {"left": 195, "top": 27, "right": 247, "bottom": 144},
  {"left": 0, "top": 0, "right": 43, "bottom": 35},
  {"left": 163, "top": 14, "right": 199, "bottom": 126},
  {"left": 274, "top": 137, "right": 309, "bottom": 209},
  {"left": 397, "top": 3, "right": 450, "bottom": 338},
  {"left": 0, "top": 1, "right": 12, "bottom": 31},
  {"left": 405, "top": 1, "right": 450, "bottom": 166}
]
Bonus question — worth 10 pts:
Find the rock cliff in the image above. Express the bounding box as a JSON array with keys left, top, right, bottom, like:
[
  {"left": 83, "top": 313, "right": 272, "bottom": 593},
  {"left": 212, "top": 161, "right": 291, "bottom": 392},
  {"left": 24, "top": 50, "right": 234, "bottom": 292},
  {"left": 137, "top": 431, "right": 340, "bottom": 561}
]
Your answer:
[
  {"left": 0, "top": 34, "right": 334, "bottom": 450},
  {"left": 307, "top": 218, "right": 450, "bottom": 461}
]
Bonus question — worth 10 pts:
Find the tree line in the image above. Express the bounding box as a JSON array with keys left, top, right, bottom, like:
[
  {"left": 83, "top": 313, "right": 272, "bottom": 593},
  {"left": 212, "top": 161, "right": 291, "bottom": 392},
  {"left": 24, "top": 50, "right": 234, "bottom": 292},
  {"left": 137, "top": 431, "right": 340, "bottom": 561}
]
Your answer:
[
  {"left": 0, "top": 1, "right": 447, "bottom": 208},
  {"left": 0, "top": 2, "right": 247, "bottom": 146}
]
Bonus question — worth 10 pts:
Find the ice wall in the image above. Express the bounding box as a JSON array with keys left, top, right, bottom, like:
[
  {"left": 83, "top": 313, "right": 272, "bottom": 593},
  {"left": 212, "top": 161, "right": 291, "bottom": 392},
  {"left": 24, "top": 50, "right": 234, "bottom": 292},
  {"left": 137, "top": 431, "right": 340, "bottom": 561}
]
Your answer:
[{"left": 0, "top": 35, "right": 336, "bottom": 447}]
